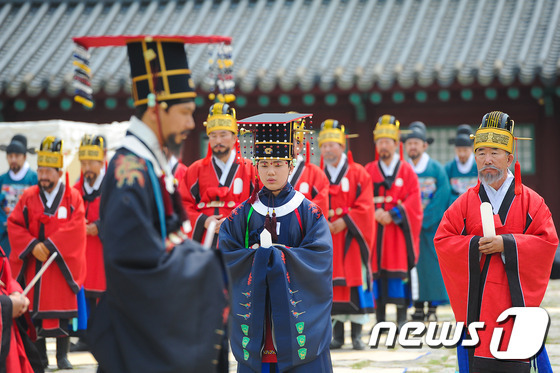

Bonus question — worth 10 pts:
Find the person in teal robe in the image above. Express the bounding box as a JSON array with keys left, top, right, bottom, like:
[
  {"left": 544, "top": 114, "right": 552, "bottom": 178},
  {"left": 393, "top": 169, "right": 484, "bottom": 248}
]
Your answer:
[
  {"left": 0, "top": 134, "right": 37, "bottom": 256},
  {"left": 404, "top": 122, "right": 451, "bottom": 321},
  {"left": 445, "top": 124, "right": 478, "bottom": 204}
]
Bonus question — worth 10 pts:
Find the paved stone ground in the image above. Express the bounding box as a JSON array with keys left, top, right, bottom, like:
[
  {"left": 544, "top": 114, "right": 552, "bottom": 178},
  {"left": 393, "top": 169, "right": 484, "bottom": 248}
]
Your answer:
[{"left": 48, "top": 279, "right": 560, "bottom": 372}]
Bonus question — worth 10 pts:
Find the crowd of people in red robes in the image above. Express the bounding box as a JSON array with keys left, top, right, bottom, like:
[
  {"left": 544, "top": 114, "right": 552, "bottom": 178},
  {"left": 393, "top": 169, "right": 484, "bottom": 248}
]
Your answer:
[{"left": 1, "top": 104, "right": 557, "bottom": 373}]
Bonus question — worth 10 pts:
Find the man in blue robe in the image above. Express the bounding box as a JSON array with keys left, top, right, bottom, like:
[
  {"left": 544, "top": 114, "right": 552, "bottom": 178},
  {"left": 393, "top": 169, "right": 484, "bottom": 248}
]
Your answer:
[
  {"left": 0, "top": 135, "right": 37, "bottom": 256},
  {"left": 404, "top": 122, "right": 451, "bottom": 321},
  {"left": 72, "top": 35, "right": 230, "bottom": 373},
  {"left": 219, "top": 113, "right": 333, "bottom": 373},
  {"left": 445, "top": 124, "right": 478, "bottom": 204}
]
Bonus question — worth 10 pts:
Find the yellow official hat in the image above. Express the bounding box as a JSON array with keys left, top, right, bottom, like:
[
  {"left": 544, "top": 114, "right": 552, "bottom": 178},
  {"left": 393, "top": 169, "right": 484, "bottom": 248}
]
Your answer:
[
  {"left": 204, "top": 103, "right": 237, "bottom": 135},
  {"left": 79, "top": 134, "right": 106, "bottom": 162},
  {"left": 37, "top": 136, "right": 63, "bottom": 169},
  {"left": 373, "top": 114, "right": 400, "bottom": 142}
]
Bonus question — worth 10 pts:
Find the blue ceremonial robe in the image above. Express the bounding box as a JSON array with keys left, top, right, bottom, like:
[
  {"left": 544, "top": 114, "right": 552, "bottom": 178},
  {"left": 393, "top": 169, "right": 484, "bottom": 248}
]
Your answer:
[
  {"left": 89, "top": 117, "right": 228, "bottom": 373},
  {"left": 413, "top": 156, "right": 450, "bottom": 304},
  {"left": 219, "top": 185, "right": 333, "bottom": 373},
  {"left": 0, "top": 167, "right": 37, "bottom": 256}
]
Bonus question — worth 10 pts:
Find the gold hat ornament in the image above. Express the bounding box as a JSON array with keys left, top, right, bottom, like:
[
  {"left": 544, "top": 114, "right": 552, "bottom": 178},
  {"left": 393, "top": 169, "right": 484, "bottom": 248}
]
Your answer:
[
  {"left": 37, "top": 136, "right": 64, "bottom": 169},
  {"left": 373, "top": 114, "right": 400, "bottom": 142},
  {"left": 78, "top": 134, "right": 106, "bottom": 162},
  {"left": 473, "top": 111, "right": 532, "bottom": 195},
  {"left": 204, "top": 102, "right": 237, "bottom": 135},
  {"left": 318, "top": 119, "right": 358, "bottom": 147},
  {"left": 473, "top": 111, "right": 527, "bottom": 154}
]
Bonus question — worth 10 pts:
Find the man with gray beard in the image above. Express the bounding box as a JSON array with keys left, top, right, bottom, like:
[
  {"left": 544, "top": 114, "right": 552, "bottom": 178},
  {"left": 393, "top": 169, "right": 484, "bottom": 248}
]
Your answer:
[{"left": 435, "top": 111, "right": 558, "bottom": 372}]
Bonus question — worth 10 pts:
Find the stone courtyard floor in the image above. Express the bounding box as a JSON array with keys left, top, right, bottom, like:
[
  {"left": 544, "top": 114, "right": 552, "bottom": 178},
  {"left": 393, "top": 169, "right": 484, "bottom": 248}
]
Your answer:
[{"left": 47, "top": 279, "right": 560, "bottom": 372}]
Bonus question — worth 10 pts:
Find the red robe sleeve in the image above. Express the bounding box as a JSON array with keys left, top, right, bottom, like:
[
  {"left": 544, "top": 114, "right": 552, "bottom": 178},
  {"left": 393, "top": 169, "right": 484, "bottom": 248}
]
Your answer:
[{"left": 7, "top": 188, "right": 40, "bottom": 278}]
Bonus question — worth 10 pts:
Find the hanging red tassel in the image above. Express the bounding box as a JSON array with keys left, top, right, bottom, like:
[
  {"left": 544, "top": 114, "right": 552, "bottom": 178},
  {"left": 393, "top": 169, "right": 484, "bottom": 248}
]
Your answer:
[
  {"left": 320, "top": 154, "right": 324, "bottom": 169},
  {"left": 375, "top": 148, "right": 379, "bottom": 162},
  {"left": 305, "top": 141, "right": 310, "bottom": 165},
  {"left": 202, "top": 142, "right": 213, "bottom": 166},
  {"left": 399, "top": 142, "right": 404, "bottom": 161},
  {"left": 514, "top": 139, "right": 522, "bottom": 195},
  {"left": 514, "top": 160, "right": 522, "bottom": 195},
  {"left": 249, "top": 175, "right": 260, "bottom": 204},
  {"left": 347, "top": 150, "right": 354, "bottom": 165},
  {"left": 64, "top": 172, "right": 71, "bottom": 217}
]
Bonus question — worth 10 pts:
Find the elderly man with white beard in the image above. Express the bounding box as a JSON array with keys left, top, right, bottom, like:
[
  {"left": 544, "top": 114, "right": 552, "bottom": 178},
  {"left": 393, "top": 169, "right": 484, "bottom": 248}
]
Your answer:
[{"left": 435, "top": 111, "right": 558, "bottom": 373}]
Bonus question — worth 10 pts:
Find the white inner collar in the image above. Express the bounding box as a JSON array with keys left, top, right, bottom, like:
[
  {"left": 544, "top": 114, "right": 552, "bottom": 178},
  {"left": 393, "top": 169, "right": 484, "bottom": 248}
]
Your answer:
[
  {"left": 213, "top": 149, "right": 236, "bottom": 185},
  {"left": 482, "top": 169, "right": 514, "bottom": 214},
  {"left": 8, "top": 161, "right": 30, "bottom": 181},
  {"left": 252, "top": 191, "right": 305, "bottom": 218},
  {"left": 43, "top": 179, "right": 62, "bottom": 208},
  {"left": 380, "top": 152, "right": 400, "bottom": 177},
  {"left": 84, "top": 167, "right": 105, "bottom": 195},
  {"left": 456, "top": 152, "right": 475, "bottom": 174},
  {"left": 408, "top": 152, "right": 430, "bottom": 174},
  {"left": 326, "top": 153, "right": 347, "bottom": 183}
]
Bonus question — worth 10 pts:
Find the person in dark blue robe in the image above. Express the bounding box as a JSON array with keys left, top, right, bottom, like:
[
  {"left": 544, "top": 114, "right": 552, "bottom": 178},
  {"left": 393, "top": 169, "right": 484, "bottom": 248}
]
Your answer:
[
  {"left": 72, "top": 35, "right": 230, "bottom": 373},
  {"left": 219, "top": 113, "right": 333, "bottom": 373}
]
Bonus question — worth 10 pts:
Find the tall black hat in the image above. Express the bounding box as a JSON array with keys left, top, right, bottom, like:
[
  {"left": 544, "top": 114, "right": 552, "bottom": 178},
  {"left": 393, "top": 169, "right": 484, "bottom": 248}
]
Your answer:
[
  {"left": 71, "top": 35, "right": 232, "bottom": 108},
  {"left": 238, "top": 113, "right": 312, "bottom": 162}
]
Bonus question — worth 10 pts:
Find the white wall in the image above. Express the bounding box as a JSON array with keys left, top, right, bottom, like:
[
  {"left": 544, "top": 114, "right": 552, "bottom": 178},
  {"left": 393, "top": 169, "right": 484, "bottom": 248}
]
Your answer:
[{"left": 0, "top": 120, "right": 130, "bottom": 183}]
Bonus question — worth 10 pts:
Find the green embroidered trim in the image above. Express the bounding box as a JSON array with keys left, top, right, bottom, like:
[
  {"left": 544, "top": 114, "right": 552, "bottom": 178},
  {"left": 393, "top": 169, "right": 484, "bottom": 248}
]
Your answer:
[{"left": 245, "top": 206, "right": 254, "bottom": 247}]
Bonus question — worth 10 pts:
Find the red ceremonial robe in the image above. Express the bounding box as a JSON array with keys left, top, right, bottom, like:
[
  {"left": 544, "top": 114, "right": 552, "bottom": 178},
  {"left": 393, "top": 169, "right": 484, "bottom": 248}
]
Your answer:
[
  {"left": 181, "top": 152, "right": 255, "bottom": 246},
  {"left": 289, "top": 159, "right": 329, "bottom": 215},
  {"left": 434, "top": 180, "right": 558, "bottom": 372},
  {"left": 172, "top": 161, "right": 187, "bottom": 195},
  {"left": 73, "top": 179, "right": 105, "bottom": 297},
  {"left": 326, "top": 157, "right": 376, "bottom": 314},
  {"left": 365, "top": 159, "right": 422, "bottom": 305},
  {"left": 0, "top": 248, "right": 35, "bottom": 373},
  {"left": 8, "top": 184, "right": 86, "bottom": 337}
]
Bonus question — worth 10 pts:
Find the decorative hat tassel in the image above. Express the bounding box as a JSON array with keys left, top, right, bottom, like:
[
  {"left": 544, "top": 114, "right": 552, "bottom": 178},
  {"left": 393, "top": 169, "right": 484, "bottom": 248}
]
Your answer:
[
  {"left": 514, "top": 138, "right": 522, "bottom": 195},
  {"left": 305, "top": 141, "right": 310, "bottom": 165},
  {"left": 203, "top": 142, "right": 213, "bottom": 166},
  {"left": 249, "top": 176, "right": 260, "bottom": 204},
  {"left": 347, "top": 150, "right": 354, "bottom": 165}
]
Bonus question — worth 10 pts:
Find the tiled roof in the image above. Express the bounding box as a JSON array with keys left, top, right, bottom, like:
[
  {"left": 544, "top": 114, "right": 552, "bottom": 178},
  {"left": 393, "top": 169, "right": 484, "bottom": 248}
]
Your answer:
[{"left": 0, "top": 0, "right": 558, "bottom": 98}]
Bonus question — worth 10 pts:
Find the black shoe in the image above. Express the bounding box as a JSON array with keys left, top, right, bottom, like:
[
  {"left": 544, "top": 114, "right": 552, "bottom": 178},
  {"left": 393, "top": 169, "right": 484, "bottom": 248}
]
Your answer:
[
  {"left": 426, "top": 305, "right": 438, "bottom": 321},
  {"left": 330, "top": 339, "right": 344, "bottom": 350},
  {"left": 330, "top": 320, "right": 344, "bottom": 349},
  {"left": 410, "top": 308, "right": 425, "bottom": 321},
  {"left": 56, "top": 337, "right": 73, "bottom": 370},
  {"left": 410, "top": 301, "right": 424, "bottom": 321},
  {"left": 350, "top": 323, "right": 366, "bottom": 350},
  {"left": 70, "top": 339, "right": 89, "bottom": 352},
  {"left": 57, "top": 356, "right": 73, "bottom": 370}
]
